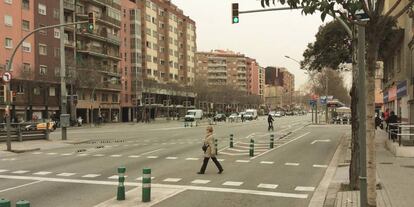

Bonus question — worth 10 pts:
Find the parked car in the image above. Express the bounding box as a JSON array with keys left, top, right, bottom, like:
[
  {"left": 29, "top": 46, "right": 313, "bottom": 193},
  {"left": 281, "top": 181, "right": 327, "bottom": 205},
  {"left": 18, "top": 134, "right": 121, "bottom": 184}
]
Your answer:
[
  {"left": 274, "top": 111, "right": 282, "bottom": 117},
  {"left": 228, "top": 113, "right": 239, "bottom": 122},
  {"left": 269, "top": 111, "right": 276, "bottom": 116},
  {"left": 25, "top": 121, "right": 56, "bottom": 131},
  {"left": 213, "top": 114, "right": 227, "bottom": 122},
  {"left": 285, "top": 111, "right": 294, "bottom": 116}
]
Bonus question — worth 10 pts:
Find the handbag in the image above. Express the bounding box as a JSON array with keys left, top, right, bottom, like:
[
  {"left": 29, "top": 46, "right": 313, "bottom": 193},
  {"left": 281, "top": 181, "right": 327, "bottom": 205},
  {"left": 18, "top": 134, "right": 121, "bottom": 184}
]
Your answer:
[{"left": 202, "top": 143, "right": 209, "bottom": 152}]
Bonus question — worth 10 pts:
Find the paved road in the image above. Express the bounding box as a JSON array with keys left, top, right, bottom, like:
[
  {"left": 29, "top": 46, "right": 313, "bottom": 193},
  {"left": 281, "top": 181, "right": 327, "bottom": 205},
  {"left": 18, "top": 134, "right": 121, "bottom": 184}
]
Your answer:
[{"left": 0, "top": 115, "right": 349, "bottom": 207}]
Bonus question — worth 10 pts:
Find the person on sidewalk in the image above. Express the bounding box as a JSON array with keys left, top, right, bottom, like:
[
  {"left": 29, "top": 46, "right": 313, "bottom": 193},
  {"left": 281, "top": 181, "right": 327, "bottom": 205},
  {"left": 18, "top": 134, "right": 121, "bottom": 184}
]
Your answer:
[
  {"left": 267, "top": 114, "right": 274, "bottom": 131},
  {"left": 197, "top": 126, "right": 223, "bottom": 174},
  {"left": 388, "top": 111, "right": 398, "bottom": 141}
]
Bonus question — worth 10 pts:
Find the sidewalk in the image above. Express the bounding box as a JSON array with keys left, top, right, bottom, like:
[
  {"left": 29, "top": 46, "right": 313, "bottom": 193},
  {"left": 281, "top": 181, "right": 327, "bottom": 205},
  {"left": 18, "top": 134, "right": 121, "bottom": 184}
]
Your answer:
[{"left": 324, "top": 130, "right": 414, "bottom": 207}]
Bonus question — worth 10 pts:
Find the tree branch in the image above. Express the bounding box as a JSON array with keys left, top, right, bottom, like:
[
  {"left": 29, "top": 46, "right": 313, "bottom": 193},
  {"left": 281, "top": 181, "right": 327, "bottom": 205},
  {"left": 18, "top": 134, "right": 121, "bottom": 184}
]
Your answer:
[
  {"left": 359, "top": 0, "right": 372, "bottom": 17},
  {"left": 336, "top": 10, "right": 366, "bottom": 27},
  {"left": 392, "top": 0, "right": 414, "bottom": 21},
  {"left": 375, "top": 0, "right": 385, "bottom": 17},
  {"left": 384, "top": 0, "right": 402, "bottom": 17}
]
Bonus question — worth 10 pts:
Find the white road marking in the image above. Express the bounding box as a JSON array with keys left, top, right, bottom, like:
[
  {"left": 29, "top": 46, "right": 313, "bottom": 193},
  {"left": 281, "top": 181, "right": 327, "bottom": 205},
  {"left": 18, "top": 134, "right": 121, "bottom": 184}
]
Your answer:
[
  {"left": 57, "top": 173, "right": 76, "bottom": 177},
  {"left": 295, "top": 186, "right": 315, "bottom": 192},
  {"left": 93, "top": 154, "right": 105, "bottom": 157},
  {"left": 47, "top": 153, "right": 57, "bottom": 155},
  {"left": 32, "top": 152, "right": 42, "bottom": 155},
  {"left": 147, "top": 156, "right": 158, "bottom": 159},
  {"left": 108, "top": 175, "right": 128, "bottom": 179},
  {"left": 163, "top": 178, "right": 182, "bottom": 182},
  {"left": 0, "top": 174, "right": 308, "bottom": 199},
  {"left": 0, "top": 180, "right": 42, "bottom": 193},
  {"left": 136, "top": 176, "right": 154, "bottom": 181},
  {"left": 258, "top": 184, "right": 278, "bottom": 189},
  {"left": 220, "top": 152, "right": 247, "bottom": 156},
  {"left": 313, "top": 164, "right": 328, "bottom": 168},
  {"left": 285, "top": 163, "right": 300, "bottom": 166},
  {"left": 0, "top": 169, "right": 9, "bottom": 173},
  {"left": 61, "top": 153, "right": 73, "bottom": 156},
  {"left": 166, "top": 157, "right": 178, "bottom": 160},
  {"left": 236, "top": 160, "right": 250, "bottom": 163},
  {"left": 222, "top": 181, "right": 243, "bottom": 186},
  {"left": 311, "top": 139, "right": 331, "bottom": 145},
  {"left": 77, "top": 154, "right": 89, "bottom": 156},
  {"left": 217, "top": 159, "right": 225, "bottom": 162},
  {"left": 12, "top": 170, "right": 29, "bottom": 174},
  {"left": 82, "top": 174, "right": 101, "bottom": 178},
  {"left": 1, "top": 158, "right": 16, "bottom": 161},
  {"left": 191, "top": 179, "right": 211, "bottom": 184},
  {"left": 110, "top": 154, "right": 122, "bottom": 157},
  {"left": 260, "top": 161, "right": 274, "bottom": 164},
  {"left": 33, "top": 171, "right": 52, "bottom": 175},
  {"left": 185, "top": 158, "right": 199, "bottom": 161},
  {"left": 251, "top": 132, "right": 311, "bottom": 160},
  {"left": 128, "top": 155, "right": 140, "bottom": 158},
  {"left": 139, "top": 148, "right": 164, "bottom": 156}
]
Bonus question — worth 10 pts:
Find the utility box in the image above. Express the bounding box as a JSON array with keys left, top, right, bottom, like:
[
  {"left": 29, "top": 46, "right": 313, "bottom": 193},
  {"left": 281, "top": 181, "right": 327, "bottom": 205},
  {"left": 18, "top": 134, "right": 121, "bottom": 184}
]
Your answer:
[{"left": 60, "top": 114, "right": 70, "bottom": 127}]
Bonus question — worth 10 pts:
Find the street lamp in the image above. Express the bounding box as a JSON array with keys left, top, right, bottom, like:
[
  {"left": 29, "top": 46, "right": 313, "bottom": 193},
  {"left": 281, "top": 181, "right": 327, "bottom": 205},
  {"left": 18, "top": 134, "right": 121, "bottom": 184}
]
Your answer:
[
  {"left": 284, "top": 55, "right": 301, "bottom": 65},
  {"left": 90, "top": 77, "right": 118, "bottom": 127}
]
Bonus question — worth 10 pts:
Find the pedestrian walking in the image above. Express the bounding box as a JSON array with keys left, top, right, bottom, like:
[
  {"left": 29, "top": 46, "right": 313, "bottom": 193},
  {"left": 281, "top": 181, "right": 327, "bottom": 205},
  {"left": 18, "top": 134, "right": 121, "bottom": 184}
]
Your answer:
[
  {"left": 267, "top": 114, "right": 274, "bottom": 131},
  {"left": 197, "top": 126, "right": 223, "bottom": 174}
]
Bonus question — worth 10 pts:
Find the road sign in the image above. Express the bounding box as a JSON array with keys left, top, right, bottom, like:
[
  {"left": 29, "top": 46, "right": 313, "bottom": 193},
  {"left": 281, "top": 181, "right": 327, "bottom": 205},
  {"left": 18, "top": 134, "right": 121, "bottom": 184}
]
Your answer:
[{"left": 2, "top": 72, "right": 12, "bottom": 83}]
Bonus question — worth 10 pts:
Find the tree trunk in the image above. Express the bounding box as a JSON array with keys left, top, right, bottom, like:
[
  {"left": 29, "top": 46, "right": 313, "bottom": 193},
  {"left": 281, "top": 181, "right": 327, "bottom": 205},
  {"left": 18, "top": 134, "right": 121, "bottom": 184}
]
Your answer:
[
  {"left": 366, "top": 29, "right": 380, "bottom": 207},
  {"left": 349, "top": 82, "right": 360, "bottom": 189}
]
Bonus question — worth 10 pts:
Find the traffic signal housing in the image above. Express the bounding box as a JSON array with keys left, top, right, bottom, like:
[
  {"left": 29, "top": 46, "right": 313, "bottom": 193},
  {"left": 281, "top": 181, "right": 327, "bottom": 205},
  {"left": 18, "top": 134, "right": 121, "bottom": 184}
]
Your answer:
[
  {"left": 88, "top": 12, "right": 95, "bottom": 33},
  {"left": 232, "top": 3, "right": 239, "bottom": 24}
]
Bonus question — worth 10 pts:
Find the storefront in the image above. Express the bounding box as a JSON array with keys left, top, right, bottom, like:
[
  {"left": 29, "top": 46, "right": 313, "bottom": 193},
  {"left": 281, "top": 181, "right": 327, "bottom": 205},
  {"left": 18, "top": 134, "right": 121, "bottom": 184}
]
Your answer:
[{"left": 397, "top": 80, "right": 408, "bottom": 122}]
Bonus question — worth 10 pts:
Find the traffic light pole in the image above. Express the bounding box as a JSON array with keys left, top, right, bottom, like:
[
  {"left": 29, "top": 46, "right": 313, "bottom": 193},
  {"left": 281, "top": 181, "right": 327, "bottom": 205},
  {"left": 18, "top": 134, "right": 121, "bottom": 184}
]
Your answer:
[
  {"left": 4, "top": 20, "right": 88, "bottom": 150},
  {"left": 239, "top": 6, "right": 303, "bottom": 14}
]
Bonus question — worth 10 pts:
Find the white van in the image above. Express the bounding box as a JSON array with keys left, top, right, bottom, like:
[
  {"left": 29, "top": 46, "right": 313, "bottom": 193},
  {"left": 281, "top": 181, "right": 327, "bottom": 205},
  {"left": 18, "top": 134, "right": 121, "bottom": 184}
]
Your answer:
[
  {"left": 184, "top": 109, "right": 203, "bottom": 121},
  {"left": 244, "top": 109, "right": 258, "bottom": 120}
]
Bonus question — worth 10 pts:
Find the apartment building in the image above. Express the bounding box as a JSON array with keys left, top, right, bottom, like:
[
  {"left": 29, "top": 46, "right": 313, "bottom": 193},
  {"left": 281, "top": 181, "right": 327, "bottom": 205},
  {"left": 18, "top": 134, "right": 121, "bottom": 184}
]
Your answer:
[
  {"left": 120, "top": 0, "right": 197, "bottom": 121},
  {"left": 265, "top": 66, "right": 295, "bottom": 92},
  {"left": 63, "top": 0, "right": 122, "bottom": 123},
  {"left": 195, "top": 50, "right": 248, "bottom": 91},
  {"left": 246, "top": 58, "right": 264, "bottom": 99}
]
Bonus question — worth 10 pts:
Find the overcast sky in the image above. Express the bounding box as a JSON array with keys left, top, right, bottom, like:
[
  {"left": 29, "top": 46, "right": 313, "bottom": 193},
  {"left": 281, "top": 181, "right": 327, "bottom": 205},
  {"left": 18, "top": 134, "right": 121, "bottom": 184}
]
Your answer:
[{"left": 171, "top": 0, "right": 334, "bottom": 90}]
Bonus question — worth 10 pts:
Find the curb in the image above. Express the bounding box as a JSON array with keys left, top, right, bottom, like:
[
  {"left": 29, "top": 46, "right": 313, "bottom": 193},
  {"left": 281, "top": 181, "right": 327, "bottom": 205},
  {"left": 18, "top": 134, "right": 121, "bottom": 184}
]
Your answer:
[{"left": 10, "top": 148, "right": 40, "bottom": 153}]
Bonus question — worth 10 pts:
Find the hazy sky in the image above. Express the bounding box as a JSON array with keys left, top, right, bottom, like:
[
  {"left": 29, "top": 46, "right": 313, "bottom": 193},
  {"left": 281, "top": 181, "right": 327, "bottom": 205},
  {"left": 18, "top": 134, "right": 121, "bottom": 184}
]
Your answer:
[{"left": 172, "top": 0, "right": 333, "bottom": 90}]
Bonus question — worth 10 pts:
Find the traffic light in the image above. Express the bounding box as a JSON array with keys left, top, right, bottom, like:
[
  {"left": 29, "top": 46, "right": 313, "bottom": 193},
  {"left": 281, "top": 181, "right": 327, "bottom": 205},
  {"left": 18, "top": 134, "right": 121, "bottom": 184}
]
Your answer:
[
  {"left": 232, "top": 3, "right": 239, "bottom": 24},
  {"left": 87, "top": 12, "right": 95, "bottom": 33}
]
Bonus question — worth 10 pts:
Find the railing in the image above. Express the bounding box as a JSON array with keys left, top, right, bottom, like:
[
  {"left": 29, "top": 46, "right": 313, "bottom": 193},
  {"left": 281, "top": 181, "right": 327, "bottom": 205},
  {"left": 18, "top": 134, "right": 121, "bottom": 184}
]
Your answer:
[
  {"left": 0, "top": 123, "right": 48, "bottom": 142},
  {"left": 388, "top": 123, "right": 414, "bottom": 146}
]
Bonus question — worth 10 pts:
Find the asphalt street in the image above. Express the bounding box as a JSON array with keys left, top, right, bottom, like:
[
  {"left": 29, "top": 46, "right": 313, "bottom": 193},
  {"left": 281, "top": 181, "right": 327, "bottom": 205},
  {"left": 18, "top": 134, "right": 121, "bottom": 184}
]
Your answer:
[{"left": 0, "top": 115, "right": 349, "bottom": 207}]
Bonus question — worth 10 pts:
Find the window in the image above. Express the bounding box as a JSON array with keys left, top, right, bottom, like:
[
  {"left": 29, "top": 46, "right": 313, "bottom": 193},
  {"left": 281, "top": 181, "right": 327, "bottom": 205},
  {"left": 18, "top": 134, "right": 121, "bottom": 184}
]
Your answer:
[
  {"left": 102, "top": 94, "right": 108, "bottom": 102},
  {"left": 22, "top": 0, "right": 29, "bottom": 9},
  {"left": 39, "top": 65, "right": 47, "bottom": 75},
  {"left": 34, "top": 87, "right": 40, "bottom": 95},
  {"left": 145, "top": 14, "right": 150, "bottom": 22},
  {"left": 146, "top": 55, "right": 151, "bottom": 62},
  {"left": 4, "top": 0, "right": 12, "bottom": 5},
  {"left": 39, "top": 44, "right": 47, "bottom": 55},
  {"left": 22, "top": 20, "right": 29, "bottom": 30},
  {"left": 17, "top": 84, "right": 24, "bottom": 93},
  {"left": 38, "top": 3, "right": 46, "bottom": 15},
  {"left": 55, "top": 67, "right": 60, "bottom": 77},
  {"left": 22, "top": 42, "right": 31, "bottom": 52},
  {"left": 153, "top": 56, "right": 157, "bottom": 63},
  {"left": 112, "top": 94, "right": 118, "bottom": 102},
  {"left": 5, "top": 38, "right": 12, "bottom": 48},
  {"left": 23, "top": 63, "right": 30, "bottom": 73},
  {"left": 54, "top": 28, "right": 60, "bottom": 39},
  {"left": 5, "top": 59, "right": 12, "bottom": 71},
  {"left": 145, "top": 41, "right": 151, "bottom": 48},
  {"left": 49, "top": 87, "right": 55, "bottom": 96},
  {"left": 54, "top": 47, "right": 60, "bottom": 57},
  {"left": 53, "top": 8, "right": 59, "bottom": 19},
  {"left": 4, "top": 15, "right": 12, "bottom": 26},
  {"left": 39, "top": 24, "right": 46, "bottom": 35},
  {"left": 151, "top": 17, "right": 155, "bottom": 23}
]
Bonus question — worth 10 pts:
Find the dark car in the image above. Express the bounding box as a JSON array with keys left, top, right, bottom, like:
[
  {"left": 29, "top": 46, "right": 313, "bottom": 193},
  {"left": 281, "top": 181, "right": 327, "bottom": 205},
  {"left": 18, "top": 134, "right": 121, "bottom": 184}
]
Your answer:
[
  {"left": 214, "top": 114, "right": 226, "bottom": 122},
  {"left": 286, "top": 111, "right": 294, "bottom": 116}
]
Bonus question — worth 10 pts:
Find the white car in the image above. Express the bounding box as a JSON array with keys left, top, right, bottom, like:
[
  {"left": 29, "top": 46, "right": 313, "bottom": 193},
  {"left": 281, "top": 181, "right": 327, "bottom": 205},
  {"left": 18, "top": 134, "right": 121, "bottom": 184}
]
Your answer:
[
  {"left": 228, "top": 113, "right": 239, "bottom": 122},
  {"left": 274, "top": 112, "right": 282, "bottom": 117}
]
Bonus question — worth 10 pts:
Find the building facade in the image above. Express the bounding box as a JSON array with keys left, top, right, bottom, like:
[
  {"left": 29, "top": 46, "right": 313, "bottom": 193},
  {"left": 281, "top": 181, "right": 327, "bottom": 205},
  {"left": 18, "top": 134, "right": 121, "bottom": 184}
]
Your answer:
[
  {"left": 195, "top": 50, "right": 248, "bottom": 91},
  {"left": 246, "top": 58, "right": 264, "bottom": 98}
]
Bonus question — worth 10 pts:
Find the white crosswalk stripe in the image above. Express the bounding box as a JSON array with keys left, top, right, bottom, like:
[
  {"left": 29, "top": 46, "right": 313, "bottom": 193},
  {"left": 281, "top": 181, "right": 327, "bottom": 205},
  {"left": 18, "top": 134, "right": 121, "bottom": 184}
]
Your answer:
[
  {"left": 47, "top": 153, "right": 57, "bottom": 155},
  {"left": 236, "top": 160, "right": 250, "bottom": 163},
  {"left": 260, "top": 161, "right": 274, "bottom": 164},
  {"left": 257, "top": 183, "right": 278, "bottom": 189},
  {"left": 33, "top": 171, "right": 52, "bottom": 175},
  {"left": 136, "top": 176, "right": 154, "bottom": 181},
  {"left": 166, "top": 157, "right": 178, "bottom": 160},
  {"left": 128, "top": 155, "right": 140, "bottom": 158},
  {"left": 285, "top": 163, "right": 300, "bottom": 166},
  {"left": 108, "top": 175, "right": 128, "bottom": 179},
  {"left": 163, "top": 178, "right": 182, "bottom": 182},
  {"left": 0, "top": 169, "right": 9, "bottom": 173},
  {"left": 147, "top": 156, "right": 158, "bottom": 159},
  {"left": 222, "top": 181, "right": 243, "bottom": 186},
  {"left": 295, "top": 186, "right": 315, "bottom": 192},
  {"left": 93, "top": 154, "right": 105, "bottom": 157},
  {"left": 61, "top": 153, "right": 73, "bottom": 156},
  {"left": 32, "top": 152, "right": 42, "bottom": 155},
  {"left": 77, "top": 154, "right": 89, "bottom": 156},
  {"left": 191, "top": 179, "right": 211, "bottom": 184},
  {"left": 82, "top": 174, "right": 101, "bottom": 178},
  {"left": 185, "top": 158, "right": 199, "bottom": 161},
  {"left": 313, "top": 164, "right": 328, "bottom": 168},
  {"left": 110, "top": 155, "right": 122, "bottom": 157},
  {"left": 57, "top": 173, "right": 76, "bottom": 177}
]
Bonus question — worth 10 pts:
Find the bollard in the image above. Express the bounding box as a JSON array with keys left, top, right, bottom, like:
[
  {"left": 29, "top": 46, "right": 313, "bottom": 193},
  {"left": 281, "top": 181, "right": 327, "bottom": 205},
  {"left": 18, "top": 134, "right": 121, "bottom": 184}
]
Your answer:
[
  {"left": 117, "top": 166, "right": 126, "bottom": 201},
  {"left": 142, "top": 168, "right": 151, "bottom": 202},
  {"left": 17, "top": 125, "right": 23, "bottom": 142},
  {"left": 0, "top": 198, "right": 10, "bottom": 207},
  {"left": 15, "top": 200, "right": 30, "bottom": 207},
  {"left": 214, "top": 138, "right": 218, "bottom": 155},
  {"left": 229, "top": 134, "right": 233, "bottom": 148},
  {"left": 249, "top": 139, "right": 254, "bottom": 157},
  {"left": 184, "top": 122, "right": 187, "bottom": 128},
  {"left": 270, "top": 134, "right": 274, "bottom": 149}
]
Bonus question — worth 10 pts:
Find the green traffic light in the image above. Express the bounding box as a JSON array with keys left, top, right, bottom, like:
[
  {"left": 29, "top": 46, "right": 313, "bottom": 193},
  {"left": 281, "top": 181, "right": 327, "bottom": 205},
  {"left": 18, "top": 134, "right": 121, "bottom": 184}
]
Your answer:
[
  {"left": 87, "top": 24, "right": 94, "bottom": 32},
  {"left": 233, "top": 17, "right": 239, "bottom": 23}
]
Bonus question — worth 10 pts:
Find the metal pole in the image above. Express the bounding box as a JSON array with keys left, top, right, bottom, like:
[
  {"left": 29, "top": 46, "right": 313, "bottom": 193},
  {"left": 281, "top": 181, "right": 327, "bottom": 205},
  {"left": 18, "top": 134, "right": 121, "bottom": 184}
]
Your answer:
[
  {"left": 325, "top": 69, "right": 328, "bottom": 124},
  {"left": 60, "top": 0, "right": 67, "bottom": 140},
  {"left": 239, "top": 6, "right": 303, "bottom": 14},
  {"left": 357, "top": 25, "right": 367, "bottom": 207}
]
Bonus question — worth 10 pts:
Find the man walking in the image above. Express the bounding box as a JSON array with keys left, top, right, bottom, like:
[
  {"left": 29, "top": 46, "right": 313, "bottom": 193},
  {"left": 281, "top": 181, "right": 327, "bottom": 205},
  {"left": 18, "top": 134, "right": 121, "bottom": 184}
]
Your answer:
[{"left": 267, "top": 114, "right": 274, "bottom": 131}]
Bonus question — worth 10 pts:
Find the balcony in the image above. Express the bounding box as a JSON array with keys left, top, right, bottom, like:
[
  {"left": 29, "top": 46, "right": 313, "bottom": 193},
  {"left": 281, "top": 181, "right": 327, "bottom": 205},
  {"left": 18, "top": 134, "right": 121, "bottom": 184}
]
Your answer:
[
  {"left": 91, "top": 0, "right": 121, "bottom": 10},
  {"left": 64, "top": 0, "right": 75, "bottom": 10},
  {"left": 64, "top": 40, "right": 75, "bottom": 48},
  {"left": 77, "top": 45, "right": 121, "bottom": 61},
  {"left": 76, "top": 29, "right": 120, "bottom": 46}
]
